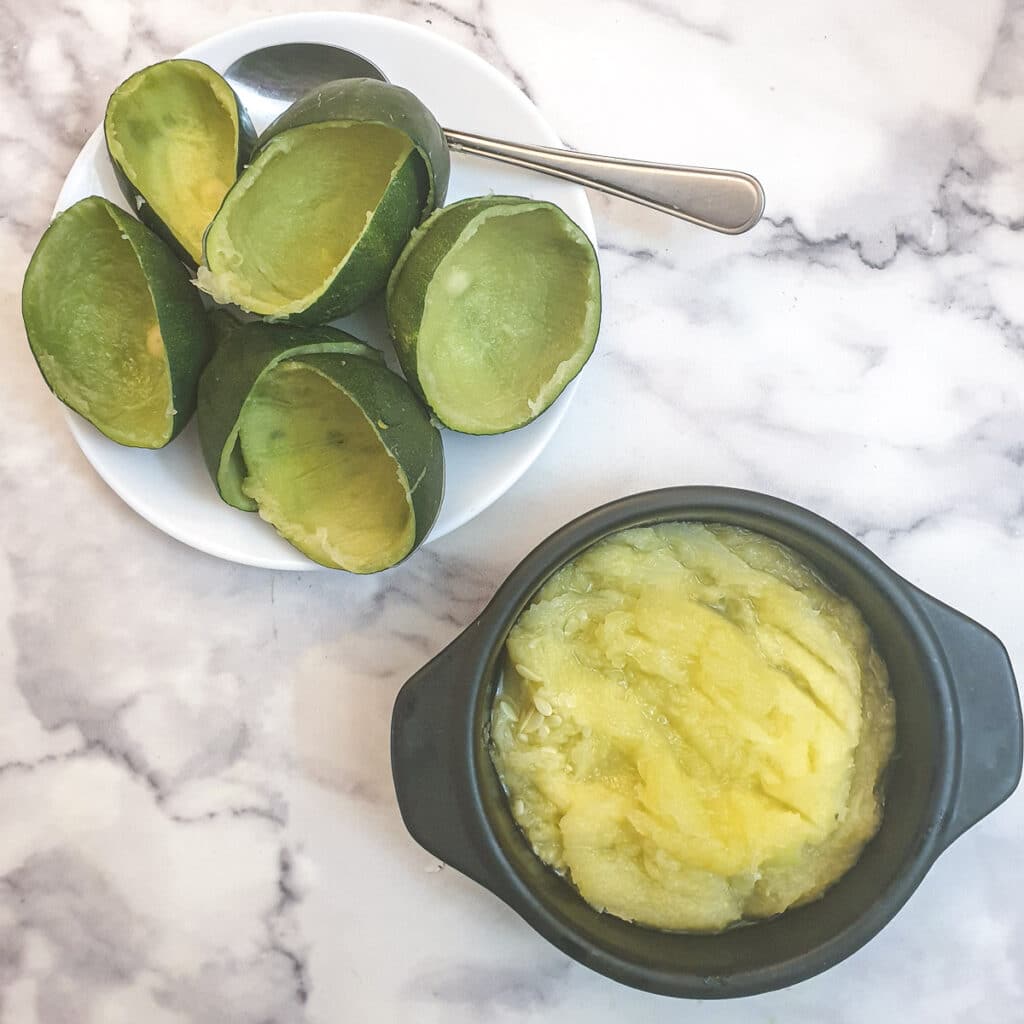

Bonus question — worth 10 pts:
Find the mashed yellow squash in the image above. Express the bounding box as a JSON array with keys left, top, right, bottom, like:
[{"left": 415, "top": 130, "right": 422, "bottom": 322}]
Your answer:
[{"left": 489, "top": 522, "right": 896, "bottom": 932}]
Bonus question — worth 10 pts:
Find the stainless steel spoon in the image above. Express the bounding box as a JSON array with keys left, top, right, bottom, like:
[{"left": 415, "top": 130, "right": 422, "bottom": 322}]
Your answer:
[{"left": 224, "top": 42, "right": 765, "bottom": 234}]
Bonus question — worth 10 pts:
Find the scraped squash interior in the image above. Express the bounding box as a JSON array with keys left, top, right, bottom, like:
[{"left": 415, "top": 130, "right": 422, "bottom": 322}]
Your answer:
[{"left": 489, "top": 522, "right": 896, "bottom": 932}]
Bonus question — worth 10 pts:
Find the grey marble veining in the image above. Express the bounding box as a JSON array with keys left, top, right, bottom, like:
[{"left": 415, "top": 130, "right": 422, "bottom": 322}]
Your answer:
[{"left": 2, "top": 1, "right": 1023, "bottom": 1021}]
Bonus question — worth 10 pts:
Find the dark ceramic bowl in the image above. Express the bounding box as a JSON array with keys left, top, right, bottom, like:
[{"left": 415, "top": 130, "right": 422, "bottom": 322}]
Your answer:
[{"left": 391, "top": 487, "right": 1022, "bottom": 998}]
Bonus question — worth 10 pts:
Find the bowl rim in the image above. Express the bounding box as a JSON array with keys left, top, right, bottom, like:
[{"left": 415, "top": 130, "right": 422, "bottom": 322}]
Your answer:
[{"left": 460, "top": 485, "right": 960, "bottom": 996}]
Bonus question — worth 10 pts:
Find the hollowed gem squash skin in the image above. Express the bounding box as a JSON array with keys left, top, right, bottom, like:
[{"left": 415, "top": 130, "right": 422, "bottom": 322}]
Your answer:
[
  {"left": 239, "top": 361, "right": 409, "bottom": 572},
  {"left": 239, "top": 354, "right": 443, "bottom": 573},
  {"left": 198, "top": 78, "right": 447, "bottom": 324},
  {"left": 197, "top": 322, "right": 443, "bottom": 572},
  {"left": 386, "top": 196, "right": 601, "bottom": 434},
  {"left": 489, "top": 523, "right": 896, "bottom": 933},
  {"left": 105, "top": 59, "right": 256, "bottom": 268},
  {"left": 197, "top": 317, "right": 383, "bottom": 511},
  {"left": 21, "top": 196, "right": 211, "bottom": 449}
]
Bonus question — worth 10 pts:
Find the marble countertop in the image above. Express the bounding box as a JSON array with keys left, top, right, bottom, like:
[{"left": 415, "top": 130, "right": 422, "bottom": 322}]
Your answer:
[{"left": 3, "top": 0, "right": 1023, "bottom": 1020}]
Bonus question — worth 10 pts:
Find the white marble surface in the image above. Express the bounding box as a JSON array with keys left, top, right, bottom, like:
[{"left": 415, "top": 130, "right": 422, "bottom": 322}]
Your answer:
[{"left": 2, "top": 0, "right": 1023, "bottom": 1020}]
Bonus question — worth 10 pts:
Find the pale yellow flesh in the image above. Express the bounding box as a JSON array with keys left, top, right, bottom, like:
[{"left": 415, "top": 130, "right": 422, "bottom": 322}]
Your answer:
[
  {"left": 417, "top": 205, "right": 599, "bottom": 433},
  {"left": 28, "top": 202, "right": 172, "bottom": 447},
  {"left": 238, "top": 362, "right": 414, "bottom": 573},
  {"left": 490, "top": 523, "right": 895, "bottom": 932},
  {"left": 106, "top": 61, "right": 239, "bottom": 263},
  {"left": 199, "top": 123, "right": 414, "bottom": 316}
]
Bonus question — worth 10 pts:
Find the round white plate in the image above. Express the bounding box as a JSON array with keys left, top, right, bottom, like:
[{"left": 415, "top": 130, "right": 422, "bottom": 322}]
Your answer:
[{"left": 54, "top": 11, "right": 595, "bottom": 570}]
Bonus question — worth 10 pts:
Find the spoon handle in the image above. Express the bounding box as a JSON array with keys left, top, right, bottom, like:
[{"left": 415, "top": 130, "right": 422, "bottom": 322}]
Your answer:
[{"left": 442, "top": 129, "right": 765, "bottom": 235}]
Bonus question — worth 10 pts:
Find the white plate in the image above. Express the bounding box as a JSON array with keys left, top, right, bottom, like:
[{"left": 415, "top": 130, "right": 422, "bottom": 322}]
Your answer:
[{"left": 54, "top": 11, "right": 595, "bottom": 570}]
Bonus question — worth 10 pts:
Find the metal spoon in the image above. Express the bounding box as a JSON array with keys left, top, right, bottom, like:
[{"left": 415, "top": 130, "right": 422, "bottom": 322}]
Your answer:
[{"left": 224, "top": 42, "right": 765, "bottom": 235}]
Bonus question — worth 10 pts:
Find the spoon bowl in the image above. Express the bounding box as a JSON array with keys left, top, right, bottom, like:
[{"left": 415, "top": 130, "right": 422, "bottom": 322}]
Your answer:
[{"left": 225, "top": 42, "right": 387, "bottom": 125}]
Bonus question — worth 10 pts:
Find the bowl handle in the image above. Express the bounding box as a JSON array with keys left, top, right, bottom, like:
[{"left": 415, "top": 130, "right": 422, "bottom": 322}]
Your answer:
[
  {"left": 391, "top": 629, "right": 500, "bottom": 891},
  {"left": 915, "top": 591, "right": 1023, "bottom": 844}
]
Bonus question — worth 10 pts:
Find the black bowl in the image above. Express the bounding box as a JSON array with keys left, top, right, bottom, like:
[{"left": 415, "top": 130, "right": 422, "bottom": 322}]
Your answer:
[{"left": 391, "top": 487, "right": 1022, "bottom": 997}]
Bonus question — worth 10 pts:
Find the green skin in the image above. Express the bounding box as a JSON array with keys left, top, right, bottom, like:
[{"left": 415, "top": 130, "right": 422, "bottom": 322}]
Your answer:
[
  {"left": 21, "top": 195, "right": 211, "bottom": 447},
  {"left": 202, "top": 78, "right": 448, "bottom": 324},
  {"left": 386, "top": 195, "right": 602, "bottom": 434},
  {"left": 104, "top": 59, "right": 257, "bottom": 269},
  {"left": 197, "top": 319, "right": 382, "bottom": 510}
]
